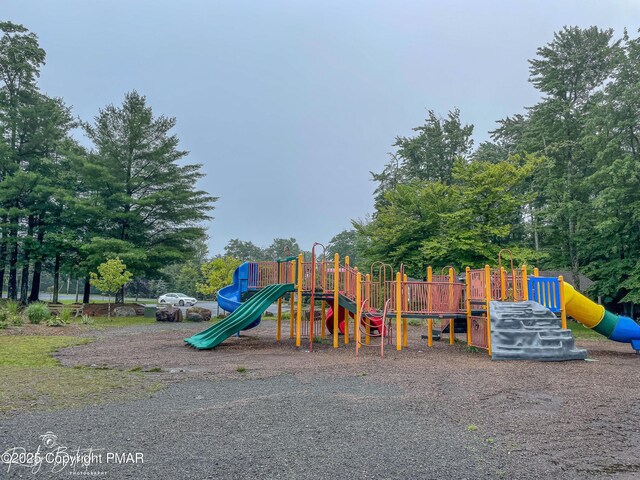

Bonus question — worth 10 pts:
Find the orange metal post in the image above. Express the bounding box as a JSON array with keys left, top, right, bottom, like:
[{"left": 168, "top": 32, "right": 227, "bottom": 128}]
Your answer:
[
  {"left": 289, "top": 260, "right": 296, "bottom": 339},
  {"left": 522, "top": 265, "right": 529, "bottom": 301},
  {"left": 296, "top": 254, "right": 303, "bottom": 347},
  {"left": 395, "top": 272, "right": 402, "bottom": 351},
  {"left": 500, "top": 266, "right": 506, "bottom": 301},
  {"left": 365, "top": 274, "right": 371, "bottom": 345},
  {"left": 484, "top": 264, "right": 492, "bottom": 356},
  {"left": 321, "top": 258, "right": 327, "bottom": 339},
  {"left": 403, "top": 273, "right": 408, "bottom": 347},
  {"left": 344, "top": 256, "right": 350, "bottom": 344},
  {"left": 449, "top": 267, "right": 455, "bottom": 345},
  {"left": 559, "top": 275, "right": 567, "bottom": 329},
  {"left": 427, "top": 265, "right": 433, "bottom": 314},
  {"left": 333, "top": 253, "right": 339, "bottom": 349},
  {"left": 465, "top": 266, "right": 471, "bottom": 345},
  {"left": 356, "top": 273, "right": 362, "bottom": 349}
]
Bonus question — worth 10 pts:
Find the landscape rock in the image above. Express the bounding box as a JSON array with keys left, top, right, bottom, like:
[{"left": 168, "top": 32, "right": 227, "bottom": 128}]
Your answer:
[
  {"left": 113, "top": 306, "right": 137, "bottom": 317},
  {"left": 186, "top": 313, "right": 203, "bottom": 322},
  {"left": 156, "top": 307, "right": 183, "bottom": 322},
  {"left": 186, "top": 306, "right": 212, "bottom": 322}
]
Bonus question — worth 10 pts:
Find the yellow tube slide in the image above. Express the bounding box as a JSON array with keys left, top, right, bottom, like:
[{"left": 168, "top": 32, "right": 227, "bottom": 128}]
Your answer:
[{"left": 562, "top": 282, "right": 604, "bottom": 328}]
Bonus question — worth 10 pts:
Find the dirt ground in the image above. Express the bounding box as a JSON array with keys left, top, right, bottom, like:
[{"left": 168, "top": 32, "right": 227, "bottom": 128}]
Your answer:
[{"left": 2, "top": 320, "right": 640, "bottom": 479}]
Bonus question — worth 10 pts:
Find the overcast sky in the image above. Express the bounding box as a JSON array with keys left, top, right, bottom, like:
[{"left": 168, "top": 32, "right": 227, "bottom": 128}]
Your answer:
[{"left": 3, "top": 0, "right": 638, "bottom": 255}]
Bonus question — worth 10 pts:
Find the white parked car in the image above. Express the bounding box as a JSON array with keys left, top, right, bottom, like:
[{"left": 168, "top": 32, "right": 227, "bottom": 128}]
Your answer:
[{"left": 158, "top": 293, "right": 197, "bottom": 306}]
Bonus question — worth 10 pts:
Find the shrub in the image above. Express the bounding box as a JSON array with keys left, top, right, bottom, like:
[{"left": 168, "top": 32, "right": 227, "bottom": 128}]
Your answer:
[
  {"left": 59, "top": 307, "right": 73, "bottom": 324},
  {"left": 4, "top": 300, "right": 20, "bottom": 317},
  {"left": 25, "top": 302, "right": 51, "bottom": 325},
  {"left": 80, "top": 314, "right": 94, "bottom": 325},
  {"left": 1, "top": 301, "right": 24, "bottom": 326},
  {"left": 46, "top": 315, "right": 68, "bottom": 327}
]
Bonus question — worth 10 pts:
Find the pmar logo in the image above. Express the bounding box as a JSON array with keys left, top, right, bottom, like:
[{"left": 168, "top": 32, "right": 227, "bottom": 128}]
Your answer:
[{"left": 39, "top": 432, "right": 58, "bottom": 449}]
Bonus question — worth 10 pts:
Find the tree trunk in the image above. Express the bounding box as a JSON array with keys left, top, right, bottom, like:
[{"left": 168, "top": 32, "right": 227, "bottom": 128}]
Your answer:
[
  {"left": 28, "top": 227, "right": 45, "bottom": 302},
  {"left": 115, "top": 286, "right": 124, "bottom": 304},
  {"left": 19, "top": 262, "right": 29, "bottom": 304},
  {"left": 83, "top": 277, "right": 91, "bottom": 303},
  {"left": 75, "top": 279, "right": 79, "bottom": 303},
  {"left": 52, "top": 253, "right": 61, "bottom": 303},
  {"left": 19, "top": 216, "right": 35, "bottom": 304},
  {"left": 29, "top": 260, "right": 42, "bottom": 303},
  {"left": 7, "top": 217, "right": 19, "bottom": 300},
  {"left": 0, "top": 214, "right": 8, "bottom": 298}
]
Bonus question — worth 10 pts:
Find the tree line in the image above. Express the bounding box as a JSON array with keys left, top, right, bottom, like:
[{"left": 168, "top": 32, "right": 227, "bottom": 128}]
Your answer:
[
  {"left": 355, "top": 26, "right": 640, "bottom": 316},
  {"left": 0, "top": 21, "right": 215, "bottom": 303}
]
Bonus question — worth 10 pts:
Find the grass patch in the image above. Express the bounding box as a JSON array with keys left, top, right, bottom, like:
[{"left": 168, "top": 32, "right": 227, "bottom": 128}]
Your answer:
[
  {"left": 0, "top": 336, "right": 162, "bottom": 414},
  {"left": 467, "top": 424, "right": 479, "bottom": 432},
  {"left": 567, "top": 320, "right": 604, "bottom": 340},
  {"left": 236, "top": 366, "right": 247, "bottom": 373},
  {"left": 72, "top": 316, "right": 156, "bottom": 328},
  {"left": 312, "top": 336, "right": 332, "bottom": 345}
]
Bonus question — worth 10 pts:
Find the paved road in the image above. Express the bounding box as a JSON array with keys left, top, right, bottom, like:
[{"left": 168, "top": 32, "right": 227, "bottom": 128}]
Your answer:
[{"left": 39, "top": 294, "right": 287, "bottom": 315}]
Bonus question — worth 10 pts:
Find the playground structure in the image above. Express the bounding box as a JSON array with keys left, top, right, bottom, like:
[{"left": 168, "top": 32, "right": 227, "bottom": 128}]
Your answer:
[{"left": 184, "top": 246, "right": 640, "bottom": 360}]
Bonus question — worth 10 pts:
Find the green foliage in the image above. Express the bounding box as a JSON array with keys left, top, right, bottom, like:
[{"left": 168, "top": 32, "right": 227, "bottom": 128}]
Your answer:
[
  {"left": 197, "top": 256, "right": 242, "bottom": 297},
  {"left": 224, "top": 237, "right": 301, "bottom": 262},
  {"left": 372, "top": 108, "right": 474, "bottom": 205},
  {"left": 0, "top": 301, "right": 24, "bottom": 326},
  {"left": 81, "top": 91, "right": 216, "bottom": 289},
  {"left": 327, "top": 230, "right": 359, "bottom": 263},
  {"left": 90, "top": 257, "right": 133, "bottom": 317},
  {"left": 46, "top": 315, "right": 68, "bottom": 327},
  {"left": 25, "top": 302, "right": 51, "bottom": 324},
  {"left": 59, "top": 307, "right": 73, "bottom": 324},
  {"left": 361, "top": 26, "right": 640, "bottom": 316},
  {"left": 358, "top": 154, "right": 540, "bottom": 276},
  {"left": 4, "top": 300, "right": 20, "bottom": 317},
  {"left": 90, "top": 257, "right": 133, "bottom": 296}
]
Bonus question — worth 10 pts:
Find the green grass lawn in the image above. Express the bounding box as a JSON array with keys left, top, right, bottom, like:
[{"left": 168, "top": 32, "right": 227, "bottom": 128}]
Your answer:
[
  {"left": 71, "top": 315, "right": 157, "bottom": 327},
  {"left": 567, "top": 320, "right": 604, "bottom": 339},
  {"left": 0, "top": 335, "right": 162, "bottom": 414}
]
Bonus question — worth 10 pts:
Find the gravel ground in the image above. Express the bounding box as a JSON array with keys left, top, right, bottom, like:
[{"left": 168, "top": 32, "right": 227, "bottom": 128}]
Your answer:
[{"left": 2, "top": 320, "right": 640, "bottom": 479}]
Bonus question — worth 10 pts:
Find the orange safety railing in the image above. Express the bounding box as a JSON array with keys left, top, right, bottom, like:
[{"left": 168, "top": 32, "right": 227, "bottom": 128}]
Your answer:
[
  {"left": 343, "top": 266, "right": 358, "bottom": 300},
  {"left": 248, "top": 262, "right": 279, "bottom": 289},
  {"left": 490, "top": 269, "right": 502, "bottom": 300},
  {"left": 468, "top": 269, "right": 486, "bottom": 301},
  {"left": 469, "top": 315, "right": 489, "bottom": 349},
  {"left": 388, "top": 280, "right": 465, "bottom": 315},
  {"left": 278, "top": 261, "right": 294, "bottom": 284},
  {"left": 365, "top": 281, "right": 392, "bottom": 312}
]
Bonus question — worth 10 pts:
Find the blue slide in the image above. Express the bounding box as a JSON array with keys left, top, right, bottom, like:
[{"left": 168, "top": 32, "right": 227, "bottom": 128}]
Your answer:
[{"left": 217, "top": 262, "right": 261, "bottom": 330}]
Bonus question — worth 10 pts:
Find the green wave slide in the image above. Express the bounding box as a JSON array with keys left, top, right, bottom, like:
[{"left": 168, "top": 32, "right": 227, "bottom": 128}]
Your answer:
[{"left": 184, "top": 283, "right": 295, "bottom": 350}]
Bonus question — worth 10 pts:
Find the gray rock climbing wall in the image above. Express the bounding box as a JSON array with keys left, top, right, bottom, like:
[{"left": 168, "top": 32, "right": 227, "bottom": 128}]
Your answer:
[{"left": 490, "top": 301, "right": 587, "bottom": 361}]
